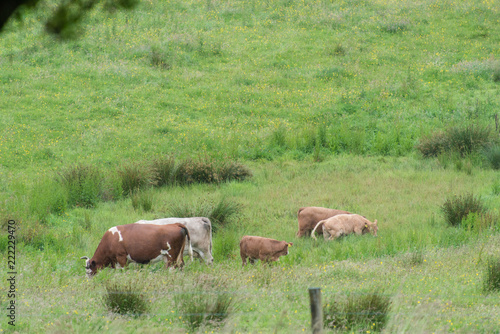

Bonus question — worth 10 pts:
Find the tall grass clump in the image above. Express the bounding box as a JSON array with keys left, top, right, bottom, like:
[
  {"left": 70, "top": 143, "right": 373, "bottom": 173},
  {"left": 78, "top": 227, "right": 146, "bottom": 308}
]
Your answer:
[
  {"left": 58, "top": 164, "right": 103, "bottom": 208},
  {"left": 483, "top": 257, "right": 500, "bottom": 293},
  {"left": 152, "top": 156, "right": 176, "bottom": 187},
  {"left": 209, "top": 198, "right": 241, "bottom": 233},
  {"left": 168, "top": 198, "right": 240, "bottom": 233},
  {"left": 174, "top": 278, "right": 234, "bottom": 331},
  {"left": 217, "top": 161, "right": 252, "bottom": 182},
  {"left": 483, "top": 145, "right": 500, "bottom": 169},
  {"left": 173, "top": 159, "right": 220, "bottom": 185},
  {"left": 417, "top": 124, "right": 494, "bottom": 158},
  {"left": 102, "top": 281, "right": 149, "bottom": 316},
  {"left": 173, "top": 158, "right": 252, "bottom": 185},
  {"left": 131, "top": 190, "right": 154, "bottom": 212},
  {"left": 29, "top": 178, "right": 67, "bottom": 222},
  {"left": 324, "top": 292, "right": 391, "bottom": 332},
  {"left": 441, "top": 193, "right": 486, "bottom": 227},
  {"left": 119, "top": 163, "right": 153, "bottom": 195}
]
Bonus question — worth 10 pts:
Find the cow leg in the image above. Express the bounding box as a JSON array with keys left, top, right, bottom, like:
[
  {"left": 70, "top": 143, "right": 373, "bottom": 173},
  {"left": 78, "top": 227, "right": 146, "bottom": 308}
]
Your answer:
[
  {"left": 323, "top": 229, "right": 331, "bottom": 240},
  {"left": 354, "top": 226, "right": 364, "bottom": 235},
  {"left": 241, "top": 254, "right": 248, "bottom": 267},
  {"left": 297, "top": 228, "right": 308, "bottom": 237},
  {"left": 115, "top": 255, "right": 128, "bottom": 269}
]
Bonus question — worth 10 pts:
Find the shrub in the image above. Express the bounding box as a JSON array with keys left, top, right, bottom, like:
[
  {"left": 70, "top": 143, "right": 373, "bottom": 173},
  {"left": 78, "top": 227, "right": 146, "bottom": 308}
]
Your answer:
[
  {"left": 441, "top": 193, "right": 486, "bottom": 227},
  {"left": 483, "top": 258, "right": 500, "bottom": 293},
  {"left": 324, "top": 292, "right": 391, "bottom": 332},
  {"left": 102, "top": 281, "right": 149, "bottom": 316},
  {"left": 174, "top": 278, "right": 233, "bottom": 331},
  {"left": 58, "top": 164, "right": 103, "bottom": 208},
  {"left": 119, "top": 163, "right": 153, "bottom": 195}
]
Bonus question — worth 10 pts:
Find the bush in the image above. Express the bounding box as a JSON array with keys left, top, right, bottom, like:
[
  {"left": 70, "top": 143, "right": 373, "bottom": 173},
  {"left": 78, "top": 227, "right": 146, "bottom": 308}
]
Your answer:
[
  {"left": 102, "top": 281, "right": 149, "bottom": 316},
  {"left": 324, "top": 292, "right": 391, "bottom": 332},
  {"left": 58, "top": 164, "right": 103, "bottom": 208},
  {"left": 441, "top": 193, "right": 486, "bottom": 227},
  {"left": 483, "top": 258, "right": 500, "bottom": 293}
]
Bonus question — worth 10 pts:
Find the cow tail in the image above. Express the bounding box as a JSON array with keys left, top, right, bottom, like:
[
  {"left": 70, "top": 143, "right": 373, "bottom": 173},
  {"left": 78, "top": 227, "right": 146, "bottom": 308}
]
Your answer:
[
  {"left": 297, "top": 207, "right": 305, "bottom": 216},
  {"left": 311, "top": 221, "right": 323, "bottom": 240},
  {"left": 182, "top": 226, "right": 194, "bottom": 262}
]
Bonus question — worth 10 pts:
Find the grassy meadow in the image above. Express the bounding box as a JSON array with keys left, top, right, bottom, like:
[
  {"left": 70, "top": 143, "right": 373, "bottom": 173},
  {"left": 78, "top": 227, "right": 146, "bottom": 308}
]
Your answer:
[{"left": 1, "top": 0, "right": 500, "bottom": 332}]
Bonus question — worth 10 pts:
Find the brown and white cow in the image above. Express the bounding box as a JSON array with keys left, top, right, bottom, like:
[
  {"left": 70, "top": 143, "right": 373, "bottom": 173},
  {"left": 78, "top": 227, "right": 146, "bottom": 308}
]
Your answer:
[
  {"left": 297, "top": 207, "right": 351, "bottom": 237},
  {"left": 239, "top": 236, "right": 293, "bottom": 266},
  {"left": 135, "top": 217, "right": 213, "bottom": 264},
  {"left": 311, "top": 214, "right": 378, "bottom": 241},
  {"left": 80, "top": 223, "right": 193, "bottom": 277}
]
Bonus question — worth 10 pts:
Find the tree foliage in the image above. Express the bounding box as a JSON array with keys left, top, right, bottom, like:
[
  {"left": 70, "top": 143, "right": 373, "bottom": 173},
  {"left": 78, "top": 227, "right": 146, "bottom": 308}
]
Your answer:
[{"left": 1, "top": 0, "right": 138, "bottom": 38}]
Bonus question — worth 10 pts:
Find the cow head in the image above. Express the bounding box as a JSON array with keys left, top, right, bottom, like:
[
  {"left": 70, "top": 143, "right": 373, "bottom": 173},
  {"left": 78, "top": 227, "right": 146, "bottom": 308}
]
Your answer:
[
  {"left": 80, "top": 256, "right": 97, "bottom": 277},
  {"left": 271, "top": 241, "right": 293, "bottom": 261}
]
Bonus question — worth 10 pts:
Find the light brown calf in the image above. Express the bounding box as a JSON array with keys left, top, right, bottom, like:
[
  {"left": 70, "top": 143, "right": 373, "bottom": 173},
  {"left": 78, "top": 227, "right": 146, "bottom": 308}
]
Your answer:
[
  {"left": 239, "top": 236, "right": 293, "bottom": 266},
  {"left": 297, "top": 206, "right": 351, "bottom": 237},
  {"left": 311, "top": 214, "right": 378, "bottom": 240}
]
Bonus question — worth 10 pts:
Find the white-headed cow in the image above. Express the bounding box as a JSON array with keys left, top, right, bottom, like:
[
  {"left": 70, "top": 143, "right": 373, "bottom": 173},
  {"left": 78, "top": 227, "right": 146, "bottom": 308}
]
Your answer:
[
  {"left": 239, "top": 236, "right": 293, "bottom": 266},
  {"left": 297, "top": 206, "right": 351, "bottom": 237},
  {"left": 135, "top": 217, "right": 213, "bottom": 265},
  {"left": 80, "top": 223, "right": 192, "bottom": 277},
  {"left": 311, "top": 213, "right": 378, "bottom": 241}
]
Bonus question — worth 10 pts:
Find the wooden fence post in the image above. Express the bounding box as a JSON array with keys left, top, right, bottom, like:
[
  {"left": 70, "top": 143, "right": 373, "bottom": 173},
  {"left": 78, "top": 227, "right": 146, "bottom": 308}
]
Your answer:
[{"left": 308, "top": 287, "right": 323, "bottom": 334}]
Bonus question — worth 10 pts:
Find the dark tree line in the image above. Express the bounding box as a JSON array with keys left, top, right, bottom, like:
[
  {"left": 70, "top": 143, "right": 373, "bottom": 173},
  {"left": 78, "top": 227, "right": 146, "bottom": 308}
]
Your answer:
[{"left": 1, "top": 0, "right": 138, "bottom": 37}]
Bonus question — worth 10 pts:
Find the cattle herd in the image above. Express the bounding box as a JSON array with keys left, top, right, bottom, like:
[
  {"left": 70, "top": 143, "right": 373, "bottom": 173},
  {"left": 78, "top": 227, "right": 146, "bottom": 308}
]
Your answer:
[{"left": 80, "top": 206, "right": 378, "bottom": 277}]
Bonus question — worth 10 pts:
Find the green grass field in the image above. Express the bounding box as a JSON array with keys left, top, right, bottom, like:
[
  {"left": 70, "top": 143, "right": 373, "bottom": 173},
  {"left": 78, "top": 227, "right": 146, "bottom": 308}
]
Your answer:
[{"left": 1, "top": 0, "right": 500, "bottom": 332}]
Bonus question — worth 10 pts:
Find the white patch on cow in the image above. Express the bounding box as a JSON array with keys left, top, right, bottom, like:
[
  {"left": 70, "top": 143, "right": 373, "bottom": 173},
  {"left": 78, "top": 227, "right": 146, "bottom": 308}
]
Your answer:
[
  {"left": 115, "top": 262, "right": 124, "bottom": 269},
  {"left": 126, "top": 254, "right": 136, "bottom": 263},
  {"left": 163, "top": 242, "right": 172, "bottom": 257},
  {"left": 108, "top": 226, "right": 123, "bottom": 242}
]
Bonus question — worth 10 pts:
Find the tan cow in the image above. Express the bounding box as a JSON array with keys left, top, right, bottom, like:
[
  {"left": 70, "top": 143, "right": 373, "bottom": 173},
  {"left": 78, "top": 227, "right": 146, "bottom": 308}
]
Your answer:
[
  {"left": 239, "top": 236, "right": 293, "bottom": 266},
  {"left": 297, "top": 207, "right": 351, "bottom": 237},
  {"left": 311, "top": 214, "right": 378, "bottom": 240},
  {"left": 80, "top": 223, "right": 192, "bottom": 277}
]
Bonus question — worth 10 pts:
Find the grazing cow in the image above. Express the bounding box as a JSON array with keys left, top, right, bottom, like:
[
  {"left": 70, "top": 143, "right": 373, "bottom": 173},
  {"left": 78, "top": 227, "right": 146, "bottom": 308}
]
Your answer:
[
  {"left": 80, "top": 223, "right": 193, "bottom": 277},
  {"left": 297, "top": 207, "right": 351, "bottom": 237},
  {"left": 135, "top": 217, "right": 213, "bottom": 265},
  {"left": 311, "top": 214, "right": 378, "bottom": 241},
  {"left": 239, "top": 236, "right": 293, "bottom": 266}
]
